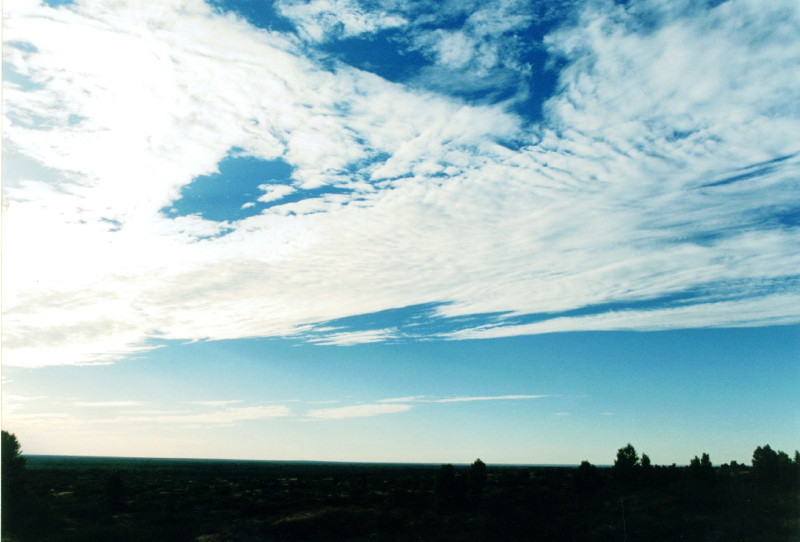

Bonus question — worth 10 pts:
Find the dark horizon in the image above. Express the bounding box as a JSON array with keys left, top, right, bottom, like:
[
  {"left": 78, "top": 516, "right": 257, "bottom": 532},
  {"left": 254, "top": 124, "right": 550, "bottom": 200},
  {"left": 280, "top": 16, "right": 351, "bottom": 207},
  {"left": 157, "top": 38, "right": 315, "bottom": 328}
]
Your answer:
[
  {"left": 22, "top": 453, "right": 598, "bottom": 469},
  {"left": 5, "top": 433, "right": 798, "bottom": 541}
]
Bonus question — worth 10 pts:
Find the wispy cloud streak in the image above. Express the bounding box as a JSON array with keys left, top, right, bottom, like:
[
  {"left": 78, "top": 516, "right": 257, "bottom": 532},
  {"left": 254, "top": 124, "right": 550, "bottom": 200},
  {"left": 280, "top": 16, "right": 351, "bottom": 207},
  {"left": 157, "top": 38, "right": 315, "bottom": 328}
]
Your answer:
[
  {"left": 306, "top": 403, "right": 412, "bottom": 419},
  {"left": 187, "top": 400, "right": 244, "bottom": 407},
  {"left": 73, "top": 401, "right": 148, "bottom": 408},
  {"left": 306, "top": 394, "right": 550, "bottom": 419},
  {"left": 430, "top": 395, "right": 550, "bottom": 403},
  {"left": 378, "top": 395, "right": 550, "bottom": 403},
  {"left": 116, "top": 405, "right": 292, "bottom": 425}
]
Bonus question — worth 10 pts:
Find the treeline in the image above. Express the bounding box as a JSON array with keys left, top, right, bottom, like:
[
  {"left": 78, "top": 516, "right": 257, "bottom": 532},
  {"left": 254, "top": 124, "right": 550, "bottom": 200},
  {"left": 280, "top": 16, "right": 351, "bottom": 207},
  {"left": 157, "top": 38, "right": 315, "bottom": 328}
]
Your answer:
[
  {"left": 429, "top": 442, "right": 800, "bottom": 503},
  {"left": 429, "top": 443, "right": 799, "bottom": 541},
  {"left": 601, "top": 442, "right": 800, "bottom": 491},
  {"left": 2, "top": 430, "right": 799, "bottom": 541}
]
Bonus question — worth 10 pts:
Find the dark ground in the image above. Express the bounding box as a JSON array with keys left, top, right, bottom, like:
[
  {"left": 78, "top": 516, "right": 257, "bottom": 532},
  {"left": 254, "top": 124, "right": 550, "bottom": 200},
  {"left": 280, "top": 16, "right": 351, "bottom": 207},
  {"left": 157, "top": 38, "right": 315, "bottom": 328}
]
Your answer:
[{"left": 3, "top": 453, "right": 799, "bottom": 542}]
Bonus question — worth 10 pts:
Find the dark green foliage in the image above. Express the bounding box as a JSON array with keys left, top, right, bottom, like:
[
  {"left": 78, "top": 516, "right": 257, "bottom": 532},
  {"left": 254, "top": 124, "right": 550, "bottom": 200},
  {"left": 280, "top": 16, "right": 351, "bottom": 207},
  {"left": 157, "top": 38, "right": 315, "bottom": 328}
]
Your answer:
[
  {"left": 435, "top": 463, "right": 464, "bottom": 512},
  {"left": 469, "top": 458, "right": 487, "bottom": 498},
  {"left": 5, "top": 442, "right": 799, "bottom": 541},
  {"left": 105, "top": 472, "right": 126, "bottom": 512},
  {"left": 615, "top": 443, "right": 639, "bottom": 469},
  {"left": 689, "top": 452, "right": 716, "bottom": 487},
  {"left": 752, "top": 444, "right": 799, "bottom": 489},
  {"left": 614, "top": 443, "right": 640, "bottom": 487},
  {"left": 2, "top": 430, "right": 28, "bottom": 533},
  {"left": 2, "top": 430, "right": 27, "bottom": 491},
  {"left": 575, "top": 460, "right": 603, "bottom": 495}
]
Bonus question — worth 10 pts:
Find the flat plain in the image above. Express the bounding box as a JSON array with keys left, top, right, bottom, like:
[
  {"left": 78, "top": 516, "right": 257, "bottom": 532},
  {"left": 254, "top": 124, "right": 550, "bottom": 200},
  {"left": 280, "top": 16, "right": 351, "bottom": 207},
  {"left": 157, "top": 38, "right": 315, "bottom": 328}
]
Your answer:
[{"left": 4, "top": 451, "right": 798, "bottom": 542}]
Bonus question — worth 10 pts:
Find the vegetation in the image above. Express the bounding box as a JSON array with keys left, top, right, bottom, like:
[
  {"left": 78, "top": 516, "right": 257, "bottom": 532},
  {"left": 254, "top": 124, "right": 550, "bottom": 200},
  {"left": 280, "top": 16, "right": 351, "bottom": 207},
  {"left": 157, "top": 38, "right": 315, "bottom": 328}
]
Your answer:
[
  {"left": 2, "top": 431, "right": 28, "bottom": 535},
  {"left": 1, "top": 431, "right": 798, "bottom": 541}
]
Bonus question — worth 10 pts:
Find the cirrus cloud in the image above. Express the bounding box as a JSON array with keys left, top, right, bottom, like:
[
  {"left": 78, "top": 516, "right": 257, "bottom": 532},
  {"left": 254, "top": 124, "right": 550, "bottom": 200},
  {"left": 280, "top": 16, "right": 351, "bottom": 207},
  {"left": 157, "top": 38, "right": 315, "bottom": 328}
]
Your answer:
[
  {"left": 306, "top": 403, "right": 412, "bottom": 419},
  {"left": 2, "top": 0, "right": 798, "bottom": 368}
]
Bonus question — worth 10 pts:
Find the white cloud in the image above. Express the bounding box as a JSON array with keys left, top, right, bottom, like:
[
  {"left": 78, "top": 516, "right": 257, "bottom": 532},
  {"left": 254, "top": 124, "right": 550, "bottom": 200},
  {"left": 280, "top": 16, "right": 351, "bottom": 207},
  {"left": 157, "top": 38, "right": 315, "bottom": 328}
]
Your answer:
[
  {"left": 375, "top": 394, "right": 549, "bottom": 403},
  {"left": 306, "top": 394, "right": 549, "bottom": 419},
  {"left": 404, "top": 0, "right": 535, "bottom": 92},
  {"left": 431, "top": 395, "right": 550, "bottom": 403},
  {"left": 1, "top": 397, "right": 32, "bottom": 414},
  {"left": 307, "top": 403, "right": 412, "bottom": 419},
  {"left": 276, "top": 0, "right": 406, "bottom": 42},
  {"left": 447, "top": 293, "right": 800, "bottom": 340},
  {"left": 427, "top": 31, "right": 476, "bottom": 69},
  {"left": 73, "top": 401, "right": 148, "bottom": 407},
  {"left": 117, "top": 405, "right": 292, "bottom": 424},
  {"left": 3, "top": 395, "right": 47, "bottom": 402},
  {"left": 122, "top": 410, "right": 192, "bottom": 415},
  {"left": 309, "top": 328, "right": 399, "bottom": 346},
  {"left": 187, "top": 400, "right": 244, "bottom": 406},
  {"left": 377, "top": 396, "right": 427, "bottom": 403},
  {"left": 1, "top": 0, "right": 798, "bottom": 367},
  {"left": 6, "top": 412, "right": 70, "bottom": 420},
  {"left": 1, "top": 399, "right": 291, "bottom": 438},
  {"left": 257, "top": 184, "right": 296, "bottom": 203}
]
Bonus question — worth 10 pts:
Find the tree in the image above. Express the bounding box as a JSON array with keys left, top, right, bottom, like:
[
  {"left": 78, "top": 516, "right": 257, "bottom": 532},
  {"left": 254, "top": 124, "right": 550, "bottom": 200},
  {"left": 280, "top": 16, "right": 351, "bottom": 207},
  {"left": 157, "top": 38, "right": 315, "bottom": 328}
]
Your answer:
[
  {"left": 752, "top": 444, "right": 796, "bottom": 488},
  {"left": 689, "top": 453, "right": 715, "bottom": 486},
  {"left": 615, "top": 444, "right": 639, "bottom": 470},
  {"left": 2, "top": 431, "right": 28, "bottom": 531},
  {"left": 470, "top": 458, "right": 487, "bottom": 497},
  {"left": 575, "top": 460, "right": 602, "bottom": 494},
  {"left": 639, "top": 453, "right": 654, "bottom": 486},
  {"left": 2, "top": 430, "right": 26, "bottom": 495},
  {"left": 614, "top": 444, "right": 639, "bottom": 487},
  {"left": 795, "top": 451, "right": 800, "bottom": 484}
]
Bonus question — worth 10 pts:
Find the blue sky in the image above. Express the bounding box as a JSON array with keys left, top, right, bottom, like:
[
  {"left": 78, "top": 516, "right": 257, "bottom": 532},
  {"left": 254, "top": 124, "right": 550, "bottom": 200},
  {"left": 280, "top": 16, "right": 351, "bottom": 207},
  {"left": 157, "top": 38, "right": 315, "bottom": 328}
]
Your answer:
[{"left": 2, "top": 0, "right": 799, "bottom": 464}]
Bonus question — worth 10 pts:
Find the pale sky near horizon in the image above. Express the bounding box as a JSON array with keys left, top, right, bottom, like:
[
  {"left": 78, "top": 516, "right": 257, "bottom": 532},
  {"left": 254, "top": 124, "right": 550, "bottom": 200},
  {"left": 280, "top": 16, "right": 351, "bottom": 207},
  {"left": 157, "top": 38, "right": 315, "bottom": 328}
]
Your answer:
[{"left": 2, "top": 0, "right": 799, "bottom": 464}]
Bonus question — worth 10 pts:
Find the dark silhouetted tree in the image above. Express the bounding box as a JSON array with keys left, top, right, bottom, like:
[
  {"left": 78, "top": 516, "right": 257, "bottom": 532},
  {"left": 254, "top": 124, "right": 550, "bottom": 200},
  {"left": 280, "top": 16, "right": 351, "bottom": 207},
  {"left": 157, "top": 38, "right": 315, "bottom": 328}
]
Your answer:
[
  {"left": 575, "top": 460, "right": 602, "bottom": 495},
  {"left": 794, "top": 451, "right": 800, "bottom": 485},
  {"left": 752, "top": 444, "right": 778, "bottom": 482},
  {"left": 614, "top": 443, "right": 639, "bottom": 487},
  {"left": 2, "top": 430, "right": 26, "bottom": 492},
  {"left": 689, "top": 452, "right": 715, "bottom": 486},
  {"left": 615, "top": 444, "right": 639, "bottom": 470},
  {"left": 752, "top": 444, "right": 797, "bottom": 488},
  {"left": 639, "top": 453, "right": 654, "bottom": 486},
  {"left": 470, "top": 458, "right": 487, "bottom": 499},
  {"left": 2, "top": 431, "right": 28, "bottom": 532}
]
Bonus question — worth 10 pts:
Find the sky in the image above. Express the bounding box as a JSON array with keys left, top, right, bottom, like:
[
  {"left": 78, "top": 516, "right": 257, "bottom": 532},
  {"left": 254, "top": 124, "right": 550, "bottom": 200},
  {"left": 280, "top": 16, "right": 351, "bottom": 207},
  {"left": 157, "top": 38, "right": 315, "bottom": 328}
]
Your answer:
[{"left": 2, "top": 0, "right": 799, "bottom": 465}]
